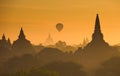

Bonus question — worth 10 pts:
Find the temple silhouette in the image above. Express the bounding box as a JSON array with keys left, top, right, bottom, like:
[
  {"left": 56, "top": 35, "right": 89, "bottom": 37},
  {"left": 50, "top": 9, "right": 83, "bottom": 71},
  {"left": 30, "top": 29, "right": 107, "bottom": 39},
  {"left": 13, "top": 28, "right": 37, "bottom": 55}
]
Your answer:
[
  {"left": 12, "top": 28, "right": 35, "bottom": 56},
  {"left": 0, "top": 34, "right": 12, "bottom": 50},
  {"left": 74, "top": 14, "right": 118, "bottom": 69},
  {"left": 82, "top": 37, "right": 89, "bottom": 48},
  {"left": 44, "top": 33, "right": 54, "bottom": 46},
  {"left": 85, "top": 14, "right": 109, "bottom": 50}
]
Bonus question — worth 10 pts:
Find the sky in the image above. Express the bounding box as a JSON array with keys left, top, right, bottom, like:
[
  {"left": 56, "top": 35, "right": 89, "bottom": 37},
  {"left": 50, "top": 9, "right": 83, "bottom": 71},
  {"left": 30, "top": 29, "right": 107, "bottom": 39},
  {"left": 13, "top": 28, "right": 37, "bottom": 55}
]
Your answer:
[{"left": 0, "top": 0, "right": 120, "bottom": 45}]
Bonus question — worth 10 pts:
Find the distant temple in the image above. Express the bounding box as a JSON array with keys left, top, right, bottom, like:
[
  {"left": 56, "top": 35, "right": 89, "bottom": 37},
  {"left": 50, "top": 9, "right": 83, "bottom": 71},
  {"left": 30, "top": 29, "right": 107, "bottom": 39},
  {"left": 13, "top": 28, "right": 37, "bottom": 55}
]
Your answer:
[
  {"left": 0, "top": 34, "right": 7, "bottom": 48},
  {"left": 7, "top": 38, "right": 12, "bottom": 49},
  {"left": 44, "top": 33, "right": 54, "bottom": 46},
  {"left": 0, "top": 34, "right": 12, "bottom": 49},
  {"left": 82, "top": 37, "right": 89, "bottom": 48},
  {"left": 12, "top": 28, "right": 35, "bottom": 56}
]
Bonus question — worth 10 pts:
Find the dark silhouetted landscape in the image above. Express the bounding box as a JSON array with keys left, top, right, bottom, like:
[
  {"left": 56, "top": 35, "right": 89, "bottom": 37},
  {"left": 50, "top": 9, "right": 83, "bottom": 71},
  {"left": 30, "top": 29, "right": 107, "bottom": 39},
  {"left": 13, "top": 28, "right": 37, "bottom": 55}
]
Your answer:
[{"left": 0, "top": 14, "right": 120, "bottom": 76}]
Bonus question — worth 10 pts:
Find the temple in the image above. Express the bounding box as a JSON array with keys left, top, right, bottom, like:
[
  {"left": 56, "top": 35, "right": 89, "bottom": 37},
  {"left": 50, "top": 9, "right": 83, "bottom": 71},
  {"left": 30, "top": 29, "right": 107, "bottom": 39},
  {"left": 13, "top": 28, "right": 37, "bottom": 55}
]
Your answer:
[
  {"left": 0, "top": 34, "right": 11, "bottom": 49},
  {"left": 44, "top": 33, "right": 54, "bottom": 46},
  {"left": 12, "top": 27, "right": 35, "bottom": 56},
  {"left": 75, "top": 14, "right": 115, "bottom": 59},
  {"left": 85, "top": 14, "right": 109, "bottom": 50}
]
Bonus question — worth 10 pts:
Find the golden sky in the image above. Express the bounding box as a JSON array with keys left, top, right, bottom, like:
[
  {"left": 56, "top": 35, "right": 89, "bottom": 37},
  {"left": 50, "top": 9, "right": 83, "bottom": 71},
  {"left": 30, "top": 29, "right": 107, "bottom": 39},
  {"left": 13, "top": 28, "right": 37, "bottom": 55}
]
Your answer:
[{"left": 0, "top": 0, "right": 120, "bottom": 45}]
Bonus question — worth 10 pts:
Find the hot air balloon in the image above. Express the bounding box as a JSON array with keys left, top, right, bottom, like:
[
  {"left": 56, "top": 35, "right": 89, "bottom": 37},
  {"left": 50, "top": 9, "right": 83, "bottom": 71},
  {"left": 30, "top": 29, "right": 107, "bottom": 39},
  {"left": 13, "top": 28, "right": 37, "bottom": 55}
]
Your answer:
[{"left": 56, "top": 23, "right": 63, "bottom": 32}]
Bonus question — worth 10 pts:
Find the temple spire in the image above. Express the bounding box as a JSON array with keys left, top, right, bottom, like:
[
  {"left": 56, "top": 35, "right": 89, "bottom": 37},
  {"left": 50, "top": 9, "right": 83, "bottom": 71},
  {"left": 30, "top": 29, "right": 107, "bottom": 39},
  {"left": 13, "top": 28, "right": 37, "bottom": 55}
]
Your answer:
[
  {"left": 92, "top": 14, "right": 103, "bottom": 41},
  {"left": 19, "top": 27, "right": 25, "bottom": 39},
  {"left": 44, "top": 33, "right": 54, "bottom": 46},
  {"left": 2, "top": 34, "right": 6, "bottom": 41},
  {"left": 8, "top": 38, "right": 11, "bottom": 45},
  {"left": 94, "top": 14, "right": 101, "bottom": 33}
]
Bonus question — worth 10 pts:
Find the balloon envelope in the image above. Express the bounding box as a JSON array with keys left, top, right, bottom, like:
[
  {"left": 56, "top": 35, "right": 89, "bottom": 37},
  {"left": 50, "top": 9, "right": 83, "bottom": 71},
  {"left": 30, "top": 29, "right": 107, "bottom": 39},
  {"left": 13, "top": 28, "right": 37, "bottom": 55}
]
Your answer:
[{"left": 56, "top": 23, "right": 63, "bottom": 32}]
